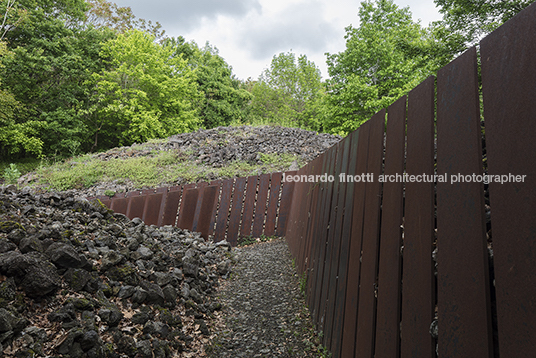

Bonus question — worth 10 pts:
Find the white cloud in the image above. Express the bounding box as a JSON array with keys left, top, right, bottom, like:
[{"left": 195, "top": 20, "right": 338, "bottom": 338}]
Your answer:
[{"left": 114, "top": 0, "right": 443, "bottom": 80}]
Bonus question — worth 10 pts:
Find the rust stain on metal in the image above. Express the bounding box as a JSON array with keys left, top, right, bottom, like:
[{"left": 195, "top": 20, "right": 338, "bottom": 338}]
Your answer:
[
  {"left": 161, "top": 186, "right": 182, "bottom": 226},
  {"left": 264, "top": 172, "right": 282, "bottom": 237},
  {"left": 240, "top": 176, "right": 258, "bottom": 238},
  {"left": 214, "top": 179, "right": 233, "bottom": 242},
  {"left": 227, "top": 177, "right": 247, "bottom": 246},
  {"left": 252, "top": 174, "right": 270, "bottom": 238},
  {"left": 197, "top": 185, "right": 218, "bottom": 240},
  {"left": 177, "top": 188, "right": 199, "bottom": 231}
]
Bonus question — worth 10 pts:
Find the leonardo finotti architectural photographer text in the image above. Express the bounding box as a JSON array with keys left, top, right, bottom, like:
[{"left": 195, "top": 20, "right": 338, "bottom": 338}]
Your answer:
[{"left": 282, "top": 172, "right": 527, "bottom": 185}]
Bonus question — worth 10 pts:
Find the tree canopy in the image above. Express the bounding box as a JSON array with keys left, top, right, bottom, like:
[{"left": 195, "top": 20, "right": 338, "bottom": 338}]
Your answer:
[
  {"left": 249, "top": 51, "right": 324, "bottom": 131},
  {"left": 0, "top": 0, "right": 530, "bottom": 160}
]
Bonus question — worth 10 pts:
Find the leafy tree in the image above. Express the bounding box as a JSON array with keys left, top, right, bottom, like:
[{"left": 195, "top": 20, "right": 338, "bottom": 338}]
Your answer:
[
  {"left": 85, "top": 0, "right": 165, "bottom": 40},
  {"left": 323, "top": 0, "right": 459, "bottom": 135},
  {"left": 249, "top": 51, "right": 324, "bottom": 130},
  {"left": 85, "top": 30, "right": 200, "bottom": 150},
  {"left": 0, "top": 0, "right": 98, "bottom": 157},
  {"left": 0, "top": 40, "right": 43, "bottom": 157},
  {"left": 434, "top": 0, "right": 532, "bottom": 45},
  {"left": 164, "top": 37, "right": 252, "bottom": 128}
]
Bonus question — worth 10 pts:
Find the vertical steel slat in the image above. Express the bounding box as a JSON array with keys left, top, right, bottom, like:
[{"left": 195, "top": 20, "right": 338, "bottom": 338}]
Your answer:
[
  {"left": 128, "top": 193, "right": 147, "bottom": 221},
  {"left": 177, "top": 188, "right": 199, "bottom": 231},
  {"left": 157, "top": 187, "right": 169, "bottom": 226},
  {"left": 319, "top": 141, "right": 346, "bottom": 339},
  {"left": 97, "top": 196, "right": 112, "bottom": 209},
  {"left": 331, "top": 129, "right": 360, "bottom": 358},
  {"left": 480, "top": 3, "right": 536, "bottom": 356},
  {"left": 176, "top": 183, "right": 195, "bottom": 227},
  {"left": 312, "top": 146, "right": 338, "bottom": 323},
  {"left": 264, "top": 172, "right": 282, "bottom": 237},
  {"left": 276, "top": 170, "right": 297, "bottom": 237},
  {"left": 110, "top": 193, "right": 128, "bottom": 215},
  {"left": 214, "top": 179, "right": 233, "bottom": 242},
  {"left": 401, "top": 76, "right": 435, "bottom": 358},
  {"left": 324, "top": 134, "right": 352, "bottom": 349},
  {"left": 436, "top": 47, "right": 494, "bottom": 358},
  {"left": 304, "top": 155, "right": 325, "bottom": 303},
  {"left": 192, "top": 181, "right": 208, "bottom": 232},
  {"left": 355, "top": 110, "right": 386, "bottom": 358},
  {"left": 240, "top": 176, "right": 258, "bottom": 238},
  {"left": 296, "top": 159, "right": 317, "bottom": 274},
  {"left": 227, "top": 177, "right": 247, "bottom": 246},
  {"left": 252, "top": 173, "right": 271, "bottom": 237},
  {"left": 125, "top": 191, "right": 138, "bottom": 219},
  {"left": 306, "top": 154, "right": 331, "bottom": 312},
  {"left": 161, "top": 186, "right": 182, "bottom": 226},
  {"left": 374, "top": 96, "right": 406, "bottom": 358},
  {"left": 301, "top": 156, "right": 323, "bottom": 274},
  {"left": 208, "top": 180, "right": 221, "bottom": 238},
  {"left": 143, "top": 192, "right": 164, "bottom": 226},
  {"left": 340, "top": 122, "right": 370, "bottom": 358},
  {"left": 197, "top": 185, "right": 219, "bottom": 240}
]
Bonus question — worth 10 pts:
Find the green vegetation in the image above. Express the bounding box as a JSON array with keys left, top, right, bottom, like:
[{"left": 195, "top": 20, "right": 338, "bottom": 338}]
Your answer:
[
  {"left": 248, "top": 52, "right": 324, "bottom": 131},
  {"left": 0, "top": 0, "right": 527, "bottom": 163},
  {"left": 3, "top": 163, "right": 21, "bottom": 184},
  {"left": 28, "top": 149, "right": 303, "bottom": 191}
]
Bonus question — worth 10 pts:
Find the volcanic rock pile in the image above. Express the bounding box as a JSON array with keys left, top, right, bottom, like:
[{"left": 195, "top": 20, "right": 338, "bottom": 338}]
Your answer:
[
  {"left": 92, "top": 125, "right": 341, "bottom": 167},
  {"left": 0, "top": 185, "right": 232, "bottom": 357}
]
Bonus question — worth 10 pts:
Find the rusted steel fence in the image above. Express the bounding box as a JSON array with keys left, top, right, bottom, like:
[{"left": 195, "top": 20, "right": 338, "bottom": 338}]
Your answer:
[
  {"left": 284, "top": 3, "right": 536, "bottom": 358},
  {"left": 92, "top": 171, "right": 295, "bottom": 246}
]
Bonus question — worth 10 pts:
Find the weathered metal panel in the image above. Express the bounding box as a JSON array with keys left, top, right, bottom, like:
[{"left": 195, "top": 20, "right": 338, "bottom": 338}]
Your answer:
[
  {"left": 227, "top": 177, "right": 247, "bottom": 246},
  {"left": 97, "top": 196, "right": 112, "bottom": 209},
  {"left": 264, "top": 172, "right": 282, "bottom": 237},
  {"left": 177, "top": 188, "right": 199, "bottom": 231},
  {"left": 331, "top": 129, "right": 360, "bottom": 358},
  {"left": 480, "top": 3, "right": 536, "bottom": 356},
  {"left": 143, "top": 193, "right": 163, "bottom": 226},
  {"left": 276, "top": 170, "right": 297, "bottom": 237},
  {"left": 401, "top": 76, "right": 435, "bottom": 358},
  {"left": 436, "top": 47, "right": 494, "bottom": 358},
  {"left": 128, "top": 194, "right": 147, "bottom": 221},
  {"left": 340, "top": 122, "right": 370, "bottom": 358},
  {"left": 302, "top": 156, "right": 323, "bottom": 274},
  {"left": 252, "top": 174, "right": 270, "bottom": 237},
  {"left": 214, "top": 179, "right": 233, "bottom": 242},
  {"left": 298, "top": 158, "right": 319, "bottom": 275},
  {"left": 161, "top": 186, "right": 182, "bottom": 226},
  {"left": 312, "top": 145, "right": 338, "bottom": 324},
  {"left": 192, "top": 181, "right": 208, "bottom": 232},
  {"left": 110, "top": 194, "right": 128, "bottom": 215},
  {"left": 319, "top": 140, "right": 347, "bottom": 342},
  {"left": 197, "top": 185, "right": 218, "bottom": 240},
  {"left": 208, "top": 180, "right": 221, "bottom": 237},
  {"left": 156, "top": 187, "right": 169, "bottom": 226},
  {"left": 176, "top": 183, "right": 195, "bottom": 227},
  {"left": 355, "top": 110, "right": 386, "bottom": 358},
  {"left": 324, "top": 134, "right": 352, "bottom": 349},
  {"left": 374, "top": 96, "right": 406, "bottom": 358},
  {"left": 240, "top": 176, "right": 258, "bottom": 238},
  {"left": 305, "top": 154, "right": 327, "bottom": 306}
]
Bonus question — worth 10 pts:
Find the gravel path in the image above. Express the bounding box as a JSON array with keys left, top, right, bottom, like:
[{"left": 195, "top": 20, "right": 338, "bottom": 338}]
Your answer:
[{"left": 205, "top": 238, "right": 328, "bottom": 358}]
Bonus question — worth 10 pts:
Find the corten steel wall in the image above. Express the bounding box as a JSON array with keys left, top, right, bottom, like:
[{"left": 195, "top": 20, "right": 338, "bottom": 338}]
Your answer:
[
  {"left": 92, "top": 171, "right": 295, "bottom": 247},
  {"left": 284, "top": 3, "right": 536, "bottom": 358}
]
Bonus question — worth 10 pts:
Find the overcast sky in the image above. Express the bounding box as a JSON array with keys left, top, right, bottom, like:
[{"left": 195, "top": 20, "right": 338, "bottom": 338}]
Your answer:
[{"left": 114, "top": 0, "right": 444, "bottom": 80}]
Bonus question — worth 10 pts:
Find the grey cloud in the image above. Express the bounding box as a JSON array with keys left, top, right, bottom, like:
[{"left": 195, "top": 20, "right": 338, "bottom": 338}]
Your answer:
[
  {"left": 238, "top": 2, "right": 339, "bottom": 60},
  {"left": 126, "top": 0, "right": 262, "bottom": 32}
]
